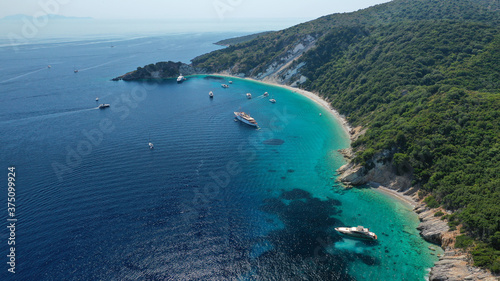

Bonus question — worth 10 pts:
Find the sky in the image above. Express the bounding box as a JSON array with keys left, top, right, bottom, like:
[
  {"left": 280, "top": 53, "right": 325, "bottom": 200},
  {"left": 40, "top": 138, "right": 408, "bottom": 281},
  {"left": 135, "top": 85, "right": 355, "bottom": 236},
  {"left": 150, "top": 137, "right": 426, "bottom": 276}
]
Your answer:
[
  {"left": 0, "top": 0, "right": 392, "bottom": 39},
  {"left": 1, "top": 0, "right": 391, "bottom": 20}
]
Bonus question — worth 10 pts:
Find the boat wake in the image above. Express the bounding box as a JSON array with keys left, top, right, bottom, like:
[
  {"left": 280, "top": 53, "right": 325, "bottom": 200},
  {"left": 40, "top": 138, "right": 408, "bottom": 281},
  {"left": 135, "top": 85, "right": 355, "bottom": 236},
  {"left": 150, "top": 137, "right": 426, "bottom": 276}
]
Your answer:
[
  {"left": 0, "top": 67, "right": 47, "bottom": 84},
  {"left": 0, "top": 107, "right": 98, "bottom": 125},
  {"left": 77, "top": 56, "right": 134, "bottom": 72}
]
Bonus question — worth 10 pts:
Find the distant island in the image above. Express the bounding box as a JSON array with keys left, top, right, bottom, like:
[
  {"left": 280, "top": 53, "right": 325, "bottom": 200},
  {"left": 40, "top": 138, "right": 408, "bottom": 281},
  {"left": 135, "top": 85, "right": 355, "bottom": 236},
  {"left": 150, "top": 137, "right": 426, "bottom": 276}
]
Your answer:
[
  {"left": 114, "top": 0, "right": 500, "bottom": 279},
  {"left": 1, "top": 14, "right": 93, "bottom": 20},
  {"left": 214, "top": 31, "right": 274, "bottom": 46}
]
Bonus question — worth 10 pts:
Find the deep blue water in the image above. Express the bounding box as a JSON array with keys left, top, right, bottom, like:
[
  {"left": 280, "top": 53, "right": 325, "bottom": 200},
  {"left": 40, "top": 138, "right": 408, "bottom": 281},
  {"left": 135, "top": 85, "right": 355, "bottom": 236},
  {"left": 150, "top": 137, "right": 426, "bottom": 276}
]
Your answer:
[{"left": 0, "top": 33, "right": 440, "bottom": 280}]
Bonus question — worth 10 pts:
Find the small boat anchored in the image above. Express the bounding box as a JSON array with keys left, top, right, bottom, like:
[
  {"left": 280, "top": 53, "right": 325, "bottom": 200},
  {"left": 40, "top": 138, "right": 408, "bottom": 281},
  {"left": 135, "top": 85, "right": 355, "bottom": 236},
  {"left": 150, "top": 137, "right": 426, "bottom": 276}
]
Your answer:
[
  {"left": 96, "top": 97, "right": 99, "bottom": 101},
  {"left": 234, "top": 111, "right": 258, "bottom": 127},
  {"left": 269, "top": 98, "right": 276, "bottom": 103},
  {"left": 98, "top": 104, "right": 110, "bottom": 109},
  {"left": 148, "top": 134, "right": 154, "bottom": 149},
  {"left": 246, "top": 93, "right": 252, "bottom": 99},
  {"left": 209, "top": 91, "right": 214, "bottom": 98},
  {"left": 221, "top": 84, "right": 229, "bottom": 88},
  {"left": 177, "top": 74, "right": 186, "bottom": 83},
  {"left": 335, "top": 226, "right": 378, "bottom": 240}
]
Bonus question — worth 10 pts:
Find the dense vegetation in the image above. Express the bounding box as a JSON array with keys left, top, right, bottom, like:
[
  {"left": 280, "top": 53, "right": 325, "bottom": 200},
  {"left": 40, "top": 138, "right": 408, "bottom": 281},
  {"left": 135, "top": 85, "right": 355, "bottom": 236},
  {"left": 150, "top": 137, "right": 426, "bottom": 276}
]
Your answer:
[{"left": 191, "top": 0, "right": 500, "bottom": 272}]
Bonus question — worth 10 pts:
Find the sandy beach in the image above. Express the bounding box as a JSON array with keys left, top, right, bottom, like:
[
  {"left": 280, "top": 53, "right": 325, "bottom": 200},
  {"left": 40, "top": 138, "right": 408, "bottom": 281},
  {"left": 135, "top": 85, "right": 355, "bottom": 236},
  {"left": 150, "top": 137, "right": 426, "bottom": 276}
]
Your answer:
[{"left": 371, "top": 185, "right": 418, "bottom": 209}]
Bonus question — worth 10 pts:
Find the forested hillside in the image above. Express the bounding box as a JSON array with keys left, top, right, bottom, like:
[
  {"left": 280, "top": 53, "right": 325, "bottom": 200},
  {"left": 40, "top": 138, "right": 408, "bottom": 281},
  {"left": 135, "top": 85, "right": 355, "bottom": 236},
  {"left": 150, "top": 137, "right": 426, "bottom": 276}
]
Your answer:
[{"left": 192, "top": 0, "right": 500, "bottom": 272}]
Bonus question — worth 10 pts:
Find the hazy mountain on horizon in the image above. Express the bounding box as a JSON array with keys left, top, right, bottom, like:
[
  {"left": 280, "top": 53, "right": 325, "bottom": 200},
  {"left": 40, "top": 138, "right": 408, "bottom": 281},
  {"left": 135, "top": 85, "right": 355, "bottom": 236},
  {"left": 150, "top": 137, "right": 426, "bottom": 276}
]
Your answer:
[{"left": 1, "top": 14, "right": 93, "bottom": 20}]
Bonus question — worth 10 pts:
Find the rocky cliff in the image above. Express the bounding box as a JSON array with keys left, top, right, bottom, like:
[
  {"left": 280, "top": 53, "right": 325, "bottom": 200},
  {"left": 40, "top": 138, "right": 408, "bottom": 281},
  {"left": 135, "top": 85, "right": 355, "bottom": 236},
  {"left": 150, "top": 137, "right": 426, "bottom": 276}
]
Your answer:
[
  {"left": 416, "top": 203, "right": 498, "bottom": 280},
  {"left": 337, "top": 150, "right": 413, "bottom": 191},
  {"left": 338, "top": 156, "right": 499, "bottom": 281}
]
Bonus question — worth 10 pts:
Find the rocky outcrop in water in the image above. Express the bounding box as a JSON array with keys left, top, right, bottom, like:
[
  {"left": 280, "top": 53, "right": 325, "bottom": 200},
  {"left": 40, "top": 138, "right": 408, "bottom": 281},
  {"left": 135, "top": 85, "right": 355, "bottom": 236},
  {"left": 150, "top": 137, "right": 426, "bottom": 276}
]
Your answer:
[
  {"left": 112, "top": 61, "right": 207, "bottom": 81},
  {"left": 415, "top": 205, "right": 449, "bottom": 245}
]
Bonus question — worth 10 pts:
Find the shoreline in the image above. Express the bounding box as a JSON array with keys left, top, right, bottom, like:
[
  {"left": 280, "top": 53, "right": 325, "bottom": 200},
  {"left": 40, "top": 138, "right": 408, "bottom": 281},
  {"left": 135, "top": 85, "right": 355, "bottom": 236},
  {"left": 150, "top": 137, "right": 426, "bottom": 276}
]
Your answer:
[
  {"left": 184, "top": 73, "right": 490, "bottom": 279},
  {"left": 369, "top": 184, "right": 417, "bottom": 209},
  {"left": 205, "top": 74, "right": 353, "bottom": 139},
  {"left": 196, "top": 74, "right": 424, "bottom": 210}
]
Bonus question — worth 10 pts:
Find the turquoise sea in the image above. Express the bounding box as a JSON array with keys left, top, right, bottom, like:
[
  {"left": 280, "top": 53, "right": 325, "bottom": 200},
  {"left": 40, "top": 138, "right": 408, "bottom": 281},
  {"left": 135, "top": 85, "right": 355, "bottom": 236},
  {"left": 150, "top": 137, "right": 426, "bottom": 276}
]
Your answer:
[{"left": 0, "top": 33, "right": 441, "bottom": 280}]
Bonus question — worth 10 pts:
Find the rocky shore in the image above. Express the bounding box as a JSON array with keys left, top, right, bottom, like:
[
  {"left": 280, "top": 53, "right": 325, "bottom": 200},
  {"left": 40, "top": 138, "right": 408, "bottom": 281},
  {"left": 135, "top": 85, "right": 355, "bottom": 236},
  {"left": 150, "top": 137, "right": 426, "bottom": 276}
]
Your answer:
[
  {"left": 337, "top": 154, "right": 499, "bottom": 281},
  {"left": 112, "top": 61, "right": 206, "bottom": 81}
]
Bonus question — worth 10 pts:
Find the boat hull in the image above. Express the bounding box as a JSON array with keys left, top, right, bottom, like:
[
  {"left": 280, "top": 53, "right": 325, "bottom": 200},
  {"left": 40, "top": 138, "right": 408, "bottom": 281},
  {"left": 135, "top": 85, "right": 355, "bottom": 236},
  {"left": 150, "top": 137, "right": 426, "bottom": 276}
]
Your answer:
[
  {"left": 335, "top": 227, "right": 377, "bottom": 240},
  {"left": 234, "top": 112, "right": 258, "bottom": 127}
]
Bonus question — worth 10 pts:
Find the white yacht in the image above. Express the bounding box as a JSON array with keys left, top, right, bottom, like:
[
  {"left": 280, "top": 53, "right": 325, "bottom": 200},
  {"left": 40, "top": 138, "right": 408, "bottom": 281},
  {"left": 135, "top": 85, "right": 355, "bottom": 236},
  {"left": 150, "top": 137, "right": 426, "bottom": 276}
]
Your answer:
[
  {"left": 234, "top": 112, "right": 258, "bottom": 127},
  {"left": 177, "top": 75, "right": 186, "bottom": 83},
  {"left": 269, "top": 98, "right": 276, "bottom": 103},
  {"left": 335, "top": 226, "right": 378, "bottom": 240}
]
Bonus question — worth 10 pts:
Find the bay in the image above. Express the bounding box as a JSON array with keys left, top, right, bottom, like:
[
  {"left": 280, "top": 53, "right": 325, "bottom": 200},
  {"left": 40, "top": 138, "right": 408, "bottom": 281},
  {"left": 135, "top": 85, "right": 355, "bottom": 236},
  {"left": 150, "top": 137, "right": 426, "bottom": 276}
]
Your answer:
[{"left": 0, "top": 33, "right": 440, "bottom": 280}]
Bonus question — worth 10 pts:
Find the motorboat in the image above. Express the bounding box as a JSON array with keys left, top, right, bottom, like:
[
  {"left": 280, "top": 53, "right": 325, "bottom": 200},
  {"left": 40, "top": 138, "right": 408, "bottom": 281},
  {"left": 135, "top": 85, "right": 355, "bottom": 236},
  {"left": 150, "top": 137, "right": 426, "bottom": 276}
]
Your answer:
[
  {"left": 269, "top": 98, "right": 276, "bottom": 103},
  {"left": 221, "top": 84, "right": 229, "bottom": 88},
  {"left": 335, "top": 226, "right": 377, "bottom": 240},
  {"left": 177, "top": 75, "right": 186, "bottom": 83},
  {"left": 209, "top": 91, "right": 214, "bottom": 98},
  {"left": 264, "top": 92, "right": 269, "bottom": 97},
  {"left": 98, "top": 104, "right": 110, "bottom": 109},
  {"left": 246, "top": 93, "right": 252, "bottom": 99}
]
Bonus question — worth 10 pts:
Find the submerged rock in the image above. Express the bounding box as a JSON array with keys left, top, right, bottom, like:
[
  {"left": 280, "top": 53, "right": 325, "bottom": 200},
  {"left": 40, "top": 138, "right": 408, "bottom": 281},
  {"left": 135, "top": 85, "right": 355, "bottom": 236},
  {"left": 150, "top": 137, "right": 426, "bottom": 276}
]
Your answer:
[{"left": 263, "top": 139, "right": 285, "bottom": 145}]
